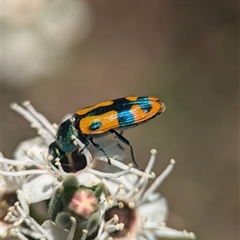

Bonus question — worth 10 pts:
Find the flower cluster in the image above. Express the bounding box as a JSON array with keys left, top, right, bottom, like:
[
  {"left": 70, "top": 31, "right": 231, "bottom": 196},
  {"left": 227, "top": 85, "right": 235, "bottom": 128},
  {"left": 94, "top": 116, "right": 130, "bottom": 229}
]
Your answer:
[{"left": 0, "top": 101, "right": 196, "bottom": 240}]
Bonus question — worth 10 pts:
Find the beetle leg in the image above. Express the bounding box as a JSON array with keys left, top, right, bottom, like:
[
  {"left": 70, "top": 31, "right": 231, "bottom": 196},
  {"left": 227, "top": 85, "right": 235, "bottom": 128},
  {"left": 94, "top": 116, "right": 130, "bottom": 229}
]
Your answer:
[
  {"left": 89, "top": 138, "right": 111, "bottom": 165},
  {"left": 78, "top": 140, "right": 89, "bottom": 155},
  {"left": 109, "top": 129, "right": 139, "bottom": 169}
]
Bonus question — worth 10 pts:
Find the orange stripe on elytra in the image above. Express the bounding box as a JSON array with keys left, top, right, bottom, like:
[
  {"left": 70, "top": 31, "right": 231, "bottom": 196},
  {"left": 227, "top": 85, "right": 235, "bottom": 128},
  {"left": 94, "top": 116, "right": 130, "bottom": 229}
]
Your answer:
[
  {"left": 76, "top": 100, "right": 114, "bottom": 116},
  {"left": 148, "top": 96, "right": 160, "bottom": 102},
  {"left": 125, "top": 96, "right": 138, "bottom": 101},
  {"left": 130, "top": 100, "right": 164, "bottom": 123},
  {"left": 79, "top": 110, "right": 119, "bottom": 135}
]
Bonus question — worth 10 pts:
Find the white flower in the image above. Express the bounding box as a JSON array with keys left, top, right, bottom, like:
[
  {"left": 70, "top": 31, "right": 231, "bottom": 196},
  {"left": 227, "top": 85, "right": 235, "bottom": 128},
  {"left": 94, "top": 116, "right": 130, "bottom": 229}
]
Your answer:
[
  {"left": 4, "top": 201, "right": 70, "bottom": 240},
  {"left": 0, "top": 161, "right": 31, "bottom": 239},
  {"left": 97, "top": 150, "right": 196, "bottom": 240},
  {"left": 1, "top": 101, "right": 196, "bottom": 240}
]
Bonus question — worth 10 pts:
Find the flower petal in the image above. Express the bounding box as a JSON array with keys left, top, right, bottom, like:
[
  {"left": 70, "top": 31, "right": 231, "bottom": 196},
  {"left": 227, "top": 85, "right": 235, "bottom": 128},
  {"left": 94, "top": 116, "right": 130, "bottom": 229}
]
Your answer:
[
  {"left": 41, "top": 220, "right": 70, "bottom": 240},
  {"left": 23, "top": 174, "right": 55, "bottom": 203},
  {"left": 138, "top": 195, "right": 168, "bottom": 223}
]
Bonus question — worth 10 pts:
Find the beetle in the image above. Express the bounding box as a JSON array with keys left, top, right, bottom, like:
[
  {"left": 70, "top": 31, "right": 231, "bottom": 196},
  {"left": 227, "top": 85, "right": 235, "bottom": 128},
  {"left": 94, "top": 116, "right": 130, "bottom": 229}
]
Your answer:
[{"left": 49, "top": 96, "right": 166, "bottom": 168}]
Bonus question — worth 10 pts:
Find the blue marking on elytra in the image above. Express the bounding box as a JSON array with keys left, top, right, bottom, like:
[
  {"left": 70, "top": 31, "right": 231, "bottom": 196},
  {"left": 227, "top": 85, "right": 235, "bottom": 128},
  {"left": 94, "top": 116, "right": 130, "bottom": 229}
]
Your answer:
[
  {"left": 138, "top": 97, "right": 152, "bottom": 113},
  {"left": 89, "top": 121, "right": 102, "bottom": 131},
  {"left": 118, "top": 110, "right": 134, "bottom": 127}
]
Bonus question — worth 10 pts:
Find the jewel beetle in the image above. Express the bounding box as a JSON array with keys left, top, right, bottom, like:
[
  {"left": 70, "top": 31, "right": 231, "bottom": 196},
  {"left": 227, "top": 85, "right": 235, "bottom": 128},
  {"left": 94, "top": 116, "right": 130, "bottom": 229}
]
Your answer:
[{"left": 49, "top": 96, "right": 166, "bottom": 169}]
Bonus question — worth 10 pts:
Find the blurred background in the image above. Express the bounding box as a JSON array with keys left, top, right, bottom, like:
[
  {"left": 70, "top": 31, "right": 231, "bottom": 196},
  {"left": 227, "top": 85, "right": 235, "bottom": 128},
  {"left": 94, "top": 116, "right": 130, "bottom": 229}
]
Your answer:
[{"left": 1, "top": 0, "right": 238, "bottom": 240}]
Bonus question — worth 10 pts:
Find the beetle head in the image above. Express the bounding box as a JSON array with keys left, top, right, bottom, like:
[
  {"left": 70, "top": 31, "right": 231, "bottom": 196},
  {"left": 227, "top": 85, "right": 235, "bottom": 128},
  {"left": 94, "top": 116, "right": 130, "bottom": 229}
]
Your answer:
[{"left": 48, "top": 141, "right": 65, "bottom": 160}]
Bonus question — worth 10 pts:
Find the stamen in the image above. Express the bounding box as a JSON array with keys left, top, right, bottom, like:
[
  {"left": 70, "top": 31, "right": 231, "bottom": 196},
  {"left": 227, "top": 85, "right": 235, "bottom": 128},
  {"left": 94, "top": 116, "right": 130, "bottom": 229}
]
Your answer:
[
  {"left": 15, "top": 229, "right": 29, "bottom": 240},
  {"left": 47, "top": 155, "right": 54, "bottom": 161},
  {"left": 113, "top": 214, "right": 119, "bottom": 223},
  {"left": 140, "top": 159, "right": 175, "bottom": 204},
  {"left": 16, "top": 190, "right": 29, "bottom": 214},
  {"left": 39, "top": 151, "right": 49, "bottom": 165},
  {"left": 145, "top": 149, "right": 157, "bottom": 173},
  {"left": 13, "top": 217, "right": 24, "bottom": 227},
  {"left": 125, "top": 149, "right": 157, "bottom": 200},
  {"left": 96, "top": 219, "right": 106, "bottom": 239},
  {"left": 1, "top": 156, "right": 35, "bottom": 167},
  {"left": 80, "top": 229, "right": 88, "bottom": 240},
  {"left": 106, "top": 197, "right": 113, "bottom": 205},
  {"left": 3, "top": 214, "right": 11, "bottom": 222},
  {"left": 111, "top": 184, "right": 124, "bottom": 201},
  {"left": 14, "top": 202, "right": 53, "bottom": 239},
  {"left": 73, "top": 137, "right": 93, "bottom": 165},
  {"left": 87, "top": 168, "right": 130, "bottom": 178},
  {"left": 116, "top": 222, "right": 124, "bottom": 231},
  {"left": 118, "top": 201, "right": 124, "bottom": 209},
  {"left": 1, "top": 169, "right": 49, "bottom": 176},
  {"left": 22, "top": 101, "right": 56, "bottom": 137},
  {"left": 67, "top": 217, "right": 76, "bottom": 240},
  {"left": 49, "top": 161, "right": 65, "bottom": 176},
  {"left": 105, "top": 214, "right": 119, "bottom": 225},
  {"left": 125, "top": 171, "right": 149, "bottom": 201},
  {"left": 19, "top": 227, "right": 45, "bottom": 239},
  {"left": 105, "top": 221, "right": 120, "bottom": 233},
  {"left": 98, "top": 156, "right": 153, "bottom": 178},
  {"left": 10, "top": 103, "right": 44, "bottom": 131},
  {"left": 128, "top": 201, "right": 135, "bottom": 209},
  {"left": 52, "top": 123, "right": 58, "bottom": 129}
]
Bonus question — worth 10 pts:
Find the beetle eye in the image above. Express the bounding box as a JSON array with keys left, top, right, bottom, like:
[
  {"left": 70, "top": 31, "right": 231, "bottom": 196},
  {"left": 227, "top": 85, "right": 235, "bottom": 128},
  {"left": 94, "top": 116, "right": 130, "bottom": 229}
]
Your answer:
[{"left": 55, "top": 148, "right": 60, "bottom": 158}]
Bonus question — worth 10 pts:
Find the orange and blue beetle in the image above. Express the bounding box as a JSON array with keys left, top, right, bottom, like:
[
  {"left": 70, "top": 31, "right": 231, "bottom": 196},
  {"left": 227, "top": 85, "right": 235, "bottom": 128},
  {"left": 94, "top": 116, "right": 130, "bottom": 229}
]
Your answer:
[{"left": 49, "top": 96, "right": 166, "bottom": 169}]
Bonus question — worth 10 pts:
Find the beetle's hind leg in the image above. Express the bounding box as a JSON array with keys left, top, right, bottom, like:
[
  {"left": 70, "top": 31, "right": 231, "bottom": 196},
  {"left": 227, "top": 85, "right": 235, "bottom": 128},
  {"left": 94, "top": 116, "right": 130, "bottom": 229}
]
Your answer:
[
  {"left": 109, "top": 129, "right": 139, "bottom": 169},
  {"left": 119, "top": 130, "right": 124, "bottom": 135}
]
